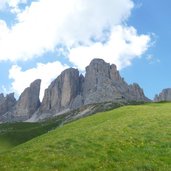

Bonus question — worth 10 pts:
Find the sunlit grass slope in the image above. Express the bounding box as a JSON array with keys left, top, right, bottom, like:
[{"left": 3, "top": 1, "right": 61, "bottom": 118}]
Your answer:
[{"left": 0, "top": 102, "right": 171, "bottom": 171}]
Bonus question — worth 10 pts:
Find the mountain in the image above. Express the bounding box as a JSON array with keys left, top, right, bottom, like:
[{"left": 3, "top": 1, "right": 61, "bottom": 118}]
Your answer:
[
  {"left": 33, "top": 58, "right": 150, "bottom": 121},
  {"left": 0, "top": 79, "right": 41, "bottom": 122},
  {"left": 154, "top": 88, "right": 171, "bottom": 102},
  {"left": 0, "top": 93, "right": 16, "bottom": 117},
  {"left": 0, "top": 58, "right": 150, "bottom": 123}
]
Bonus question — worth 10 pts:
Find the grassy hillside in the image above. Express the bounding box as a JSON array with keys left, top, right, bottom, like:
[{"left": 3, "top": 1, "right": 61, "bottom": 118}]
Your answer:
[
  {"left": 0, "top": 102, "right": 171, "bottom": 170},
  {"left": 0, "top": 118, "right": 63, "bottom": 152},
  {"left": 0, "top": 102, "right": 123, "bottom": 153}
]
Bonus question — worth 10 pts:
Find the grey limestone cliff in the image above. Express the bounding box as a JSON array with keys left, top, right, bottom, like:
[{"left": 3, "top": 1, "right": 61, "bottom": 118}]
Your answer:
[
  {"left": 0, "top": 93, "right": 16, "bottom": 116},
  {"left": 83, "top": 59, "right": 149, "bottom": 104},
  {"left": 37, "top": 58, "right": 149, "bottom": 118},
  {"left": 128, "top": 83, "right": 149, "bottom": 101},
  {"left": 15, "top": 79, "right": 41, "bottom": 118},
  {"left": 39, "top": 68, "right": 83, "bottom": 115},
  {"left": 154, "top": 88, "right": 171, "bottom": 102},
  {"left": 0, "top": 79, "right": 41, "bottom": 122},
  {"left": 0, "top": 58, "right": 151, "bottom": 123}
]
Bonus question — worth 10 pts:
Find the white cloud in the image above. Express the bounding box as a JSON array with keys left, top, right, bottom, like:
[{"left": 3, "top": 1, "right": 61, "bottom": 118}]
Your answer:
[
  {"left": 0, "top": 20, "right": 9, "bottom": 40},
  {"left": 0, "top": 0, "right": 134, "bottom": 62},
  {"left": 9, "top": 61, "right": 68, "bottom": 100},
  {"left": 69, "top": 26, "right": 151, "bottom": 70}
]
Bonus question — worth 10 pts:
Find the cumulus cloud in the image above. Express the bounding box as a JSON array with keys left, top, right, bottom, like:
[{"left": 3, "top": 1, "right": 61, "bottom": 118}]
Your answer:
[
  {"left": 69, "top": 26, "right": 150, "bottom": 70},
  {"left": 9, "top": 61, "right": 68, "bottom": 100},
  {"left": 0, "top": 0, "right": 134, "bottom": 62}
]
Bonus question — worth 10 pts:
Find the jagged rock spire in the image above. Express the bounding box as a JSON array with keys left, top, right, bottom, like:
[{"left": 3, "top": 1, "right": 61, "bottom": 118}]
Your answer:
[{"left": 154, "top": 88, "right": 171, "bottom": 102}]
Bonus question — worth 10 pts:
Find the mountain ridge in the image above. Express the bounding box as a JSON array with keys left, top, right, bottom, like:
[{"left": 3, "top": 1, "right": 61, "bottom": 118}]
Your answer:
[{"left": 0, "top": 58, "right": 152, "bottom": 122}]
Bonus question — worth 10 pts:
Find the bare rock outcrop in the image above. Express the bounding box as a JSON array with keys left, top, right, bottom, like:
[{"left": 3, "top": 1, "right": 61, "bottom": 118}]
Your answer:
[
  {"left": 0, "top": 79, "right": 41, "bottom": 122},
  {"left": 0, "top": 93, "right": 16, "bottom": 116},
  {"left": 0, "top": 58, "right": 150, "bottom": 123},
  {"left": 37, "top": 58, "right": 149, "bottom": 119},
  {"left": 15, "top": 79, "right": 41, "bottom": 118},
  {"left": 39, "top": 68, "right": 83, "bottom": 115},
  {"left": 82, "top": 58, "right": 149, "bottom": 105},
  {"left": 83, "top": 59, "right": 124, "bottom": 104},
  {"left": 128, "top": 83, "right": 149, "bottom": 101},
  {"left": 154, "top": 88, "right": 171, "bottom": 102}
]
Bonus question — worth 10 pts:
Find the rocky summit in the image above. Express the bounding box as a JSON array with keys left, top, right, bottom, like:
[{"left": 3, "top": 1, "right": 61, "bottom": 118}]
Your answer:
[
  {"left": 82, "top": 59, "right": 149, "bottom": 104},
  {"left": 0, "top": 93, "right": 16, "bottom": 117},
  {"left": 0, "top": 58, "right": 151, "bottom": 123},
  {"left": 0, "top": 79, "right": 41, "bottom": 122},
  {"left": 39, "top": 68, "right": 82, "bottom": 115},
  {"left": 154, "top": 88, "right": 171, "bottom": 102},
  {"left": 33, "top": 58, "right": 150, "bottom": 121}
]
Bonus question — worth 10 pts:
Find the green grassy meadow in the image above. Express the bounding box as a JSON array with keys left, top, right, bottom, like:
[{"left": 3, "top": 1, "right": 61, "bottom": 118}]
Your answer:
[
  {"left": 0, "top": 102, "right": 170, "bottom": 170},
  {"left": 0, "top": 117, "right": 63, "bottom": 152}
]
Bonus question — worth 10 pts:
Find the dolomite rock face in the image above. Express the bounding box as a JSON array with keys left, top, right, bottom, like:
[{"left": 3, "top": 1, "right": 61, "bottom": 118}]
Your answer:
[
  {"left": 83, "top": 59, "right": 125, "bottom": 104},
  {"left": 154, "top": 88, "right": 171, "bottom": 102},
  {"left": 0, "top": 58, "right": 151, "bottom": 123},
  {"left": 128, "top": 83, "right": 149, "bottom": 101},
  {"left": 39, "top": 68, "right": 83, "bottom": 114},
  {"left": 82, "top": 59, "right": 149, "bottom": 104},
  {"left": 0, "top": 79, "right": 41, "bottom": 122},
  {"left": 14, "top": 79, "right": 41, "bottom": 118},
  {"left": 38, "top": 58, "right": 150, "bottom": 118},
  {"left": 0, "top": 93, "right": 16, "bottom": 116}
]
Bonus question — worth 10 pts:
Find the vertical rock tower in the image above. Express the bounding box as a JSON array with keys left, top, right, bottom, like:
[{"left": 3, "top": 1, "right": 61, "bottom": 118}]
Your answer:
[{"left": 38, "top": 58, "right": 150, "bottom": 116}]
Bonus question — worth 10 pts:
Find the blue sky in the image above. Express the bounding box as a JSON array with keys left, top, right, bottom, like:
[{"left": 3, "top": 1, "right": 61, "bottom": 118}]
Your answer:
[
  {"left": 121, "top": 0, "right": 171, "bottom": 99},
  {"left": 0, "top": 0, "right": 170, "bottom": 100}
]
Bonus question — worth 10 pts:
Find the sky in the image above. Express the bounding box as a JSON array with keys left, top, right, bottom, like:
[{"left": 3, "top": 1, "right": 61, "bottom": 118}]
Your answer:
[{"left": 0, "top": 0, "right": 170, "bottom": 100}]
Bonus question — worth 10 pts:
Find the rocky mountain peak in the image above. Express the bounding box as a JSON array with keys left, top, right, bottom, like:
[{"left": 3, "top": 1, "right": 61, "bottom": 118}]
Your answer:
[
  {"left": 0, "top": 93, "right": 16, "bottom": 116},
  {"left": 83, "top": 59, "right": 127, "bottom": 104},
  {"left": 154, "top": 88, "right": 171, "bottom": 102},
  {"left": 86, "top": 58, "right": 115, "bottom": 79},
  {"left": 15, "top": 79, "right": 41, "bottom": 118},
  {"left": 38, "top": 59, "right": 150, "bottom": 117},
  {"left": 85, "top": 58, "right": 122, "bottom": 84},
  {"left": 0, "top": 93, "right": 4, "bottom": 101},
  {"left": 40, "top": 68, "right": 81, "bottom": 114},
  {"left": 0, "top": 58, "right": 151, "bottom": 122},
  {"left": 128, "top": 83, "right": 149, "bottom": 101}
]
